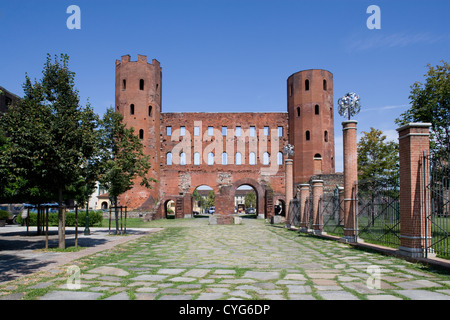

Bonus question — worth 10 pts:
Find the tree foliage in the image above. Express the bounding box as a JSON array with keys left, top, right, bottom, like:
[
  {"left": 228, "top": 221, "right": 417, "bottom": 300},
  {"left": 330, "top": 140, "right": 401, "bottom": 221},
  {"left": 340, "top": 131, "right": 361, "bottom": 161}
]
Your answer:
[
  {"left": 395, "top": 61, "right": 450, "bottom": 155},
  {"left": 98, "top": 107, "right": 155, "bottom": 205},
  {"left": 357, "top": 128, "right": 399, "bottom": 195}
]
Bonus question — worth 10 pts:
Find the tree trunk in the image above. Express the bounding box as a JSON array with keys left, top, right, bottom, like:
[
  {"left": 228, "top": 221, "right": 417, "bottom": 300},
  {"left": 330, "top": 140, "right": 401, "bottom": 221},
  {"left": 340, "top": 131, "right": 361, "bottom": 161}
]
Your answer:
[
  {"left": 58, "top": 188, "right": 65, "bottom": 249},
  {"left": 114, "top": 196, "right": 119, "bottom": 234}
]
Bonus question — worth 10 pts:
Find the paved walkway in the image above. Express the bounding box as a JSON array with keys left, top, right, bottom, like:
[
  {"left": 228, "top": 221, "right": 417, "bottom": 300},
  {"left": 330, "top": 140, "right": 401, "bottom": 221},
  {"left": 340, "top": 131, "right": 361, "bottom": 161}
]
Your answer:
[{"left": 1, "top": 218, "right": 450, "bottom": 300}]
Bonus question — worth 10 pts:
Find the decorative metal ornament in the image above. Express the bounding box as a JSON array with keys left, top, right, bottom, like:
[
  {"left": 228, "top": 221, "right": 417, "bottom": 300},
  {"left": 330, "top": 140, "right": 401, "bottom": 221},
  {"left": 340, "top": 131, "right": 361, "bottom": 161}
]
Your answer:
[
  {"left": 338, "top": 92, "right": 361, "bottom": 120},
  {"left": 283, "top": 144, "right": 294, "bottom": 158}
]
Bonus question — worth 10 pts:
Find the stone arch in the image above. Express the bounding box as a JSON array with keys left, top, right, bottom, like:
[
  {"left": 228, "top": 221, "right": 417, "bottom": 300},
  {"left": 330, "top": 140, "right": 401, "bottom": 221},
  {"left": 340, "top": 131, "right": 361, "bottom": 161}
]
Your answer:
[{"left": 232, "top": 178, "right": 265, "bottom": 217}]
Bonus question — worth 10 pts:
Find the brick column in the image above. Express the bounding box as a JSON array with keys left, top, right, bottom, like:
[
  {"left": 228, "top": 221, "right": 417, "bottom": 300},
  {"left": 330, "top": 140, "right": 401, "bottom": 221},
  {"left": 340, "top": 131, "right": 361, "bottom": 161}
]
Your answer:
[
  {"left": 285, "top": 159, "right": 294, "bottom": 227},
  {"left": 341, "top": 120, "right": 358, "bottom": 243},
  {"left": 397, "top": 123, "right": 432, "bottom": 258},
  {"left": 298, "top": 184, "right": 310, "bottom": 233},
  {"left": 311, "top": 180, "right": 324, "bottom": 235}
]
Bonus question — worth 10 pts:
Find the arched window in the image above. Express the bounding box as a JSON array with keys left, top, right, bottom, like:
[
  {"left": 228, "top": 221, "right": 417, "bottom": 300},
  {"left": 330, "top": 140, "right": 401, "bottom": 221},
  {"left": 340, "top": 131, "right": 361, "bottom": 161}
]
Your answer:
[
  {"left": 323, "top": 79, "right": 327, "bottom": 91},
  {"left": 249, "top": 152, "right": 256, "bottom": 165},
  {"left": 180, "top": 152, "right": 186, "bottom": 166},
  {"left": 130, "top": 104, "right": 135, "bottom": 115},
  {"left": 194, "top": 152, "right": 201, "bottom": 165},
  {"left": 306, "top": 131, "right": 311, "bottom": 141},
  {"left": 315, "top": 104, "right": 320, "bottom": 115},
  {"left": 263, "top": 152, "right": 270, "bottom": 165},
  {"left": 305, "top": 79, "right": 310, "bottom": 91},
  {"left": 236, "top": 152, "right": 242, "bottom": 165},
  {"left": 324, "top": 130, "right": 328, "bottom": 142},
  {"left": 139, "top": 129, "right": 144, "bottom": 140},
  {"left": 314, "top": 153, "right": 322, "bottom": 159},
  {"left": 222, "top": 152, "right": 228, "bottom": 165},
  {"left": 297, "top": 107, "right": 300, "bottom": 117},
  {"left": 208, "top": 152, "right": 214, "bottom": 165},
  {"left": 148, "top": 105, "right": 152, "bottom": 117},
  {"left": 277, "top": 152, "right": 283, "bottom": 165},
  {"left": 167, "top": 152, "right": 173, "bottom": 165},
  {"left": 139, "top": 79, "right": 144, "bottom": 90}
]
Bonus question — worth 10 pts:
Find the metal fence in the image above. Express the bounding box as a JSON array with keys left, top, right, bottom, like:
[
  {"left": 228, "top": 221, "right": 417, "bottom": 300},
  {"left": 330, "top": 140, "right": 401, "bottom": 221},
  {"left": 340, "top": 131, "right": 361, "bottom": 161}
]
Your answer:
[
  {"left": 357, "top": 177, "right": 401, "bottom": 247},
  {"left": 322, "top": 191, "right": 344, "bottom": 236},
  {"left": 422, "top": 151, "right": 450, "bottom": 258}
]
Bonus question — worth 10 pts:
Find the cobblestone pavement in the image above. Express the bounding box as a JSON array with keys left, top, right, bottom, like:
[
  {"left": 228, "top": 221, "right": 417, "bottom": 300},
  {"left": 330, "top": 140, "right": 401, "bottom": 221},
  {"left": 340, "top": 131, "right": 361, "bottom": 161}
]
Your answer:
[{"left": 1, "top": 218, "right": 450, "bottom": 300}]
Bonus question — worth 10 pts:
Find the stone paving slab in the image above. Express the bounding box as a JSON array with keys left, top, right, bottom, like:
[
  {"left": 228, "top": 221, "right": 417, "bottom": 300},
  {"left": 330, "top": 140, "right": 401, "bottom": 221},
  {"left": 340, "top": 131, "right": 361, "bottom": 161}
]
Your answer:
[{"left": 1, "top": 219, "right": 450, "bottom": 301}]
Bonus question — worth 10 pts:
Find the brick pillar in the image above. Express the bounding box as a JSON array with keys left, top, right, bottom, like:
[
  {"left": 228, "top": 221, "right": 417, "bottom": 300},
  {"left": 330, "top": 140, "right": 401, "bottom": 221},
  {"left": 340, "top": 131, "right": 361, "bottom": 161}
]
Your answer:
[
  {"left": 285, "top": 159, "right": 294, "bottom": 227},
  {"left": 298, "top": 184, "right": 310, "bottom": 232},
  {"left": 341, "top": 120, "right": 358, "bottom": 243},
  {"left": 311, "top": 180, "right": 324, "bottom": 235},
  {"left": 397, "top": 123, "right": 432, "bottom": 258}
]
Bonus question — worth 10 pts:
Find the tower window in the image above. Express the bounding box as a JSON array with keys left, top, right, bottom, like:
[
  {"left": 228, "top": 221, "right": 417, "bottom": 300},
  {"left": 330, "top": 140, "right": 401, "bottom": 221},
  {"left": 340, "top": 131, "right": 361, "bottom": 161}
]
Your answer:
[
  {"left": 194, "top": 152, "right": 201, "bottom": 165},
  {"left": 130, "top": 104, "right": 135, "bottom": 115},
  {"left": 306, "top": 131, "right": 311, "bottom": 141},
  {"left": 315, "top": 104, "right": 320, "bottom": 115},
  {"left": 263, "top": 152, "right": 270, "bottom": 165},
  {"left": 180, "top": 152, "right": 186, "bottom": 166},
  {"left": 323, "top": 79, "right": 327, "bottom": 91},
  {"left": 166, "top": 126, "right": 172, "bottom": 136},
  {"left": 139, "top": 79, "right": 144, "bottom": 90},
  {"left": 122, "top": 79, "right": 126, "bottom": 90},
  {"left": 148, "top": 105, "right": 152, "bottom": 117},
  {"left": 222, "top": 152, "right": 228, "bottom": 165},
  {"left": 297, "top": 107, "right": 300, "bottom": 117},
  {"left": 208, "top": 152, "right": 214, "bottom": 165},
  {"left": 305, "top": 79, "right": 310, "bottom": 91},
  {"left": 314, "top": 153, "right": 322, "bottom": 159},
  {"left": 278, "top": 126, "right": 283, "bottom": 137},
  {"left": 249, "top": 152, "right": 256, "bottom": 165},
  {"left": 139, "top": 129, "right": 144, "bottom": 140},
  {"left": 289, "top": 83, "right": 293, "bottom": 97},
  {"left": 277, "top": 152, "right": 283, "bottom": 165},
  {"left": 236, "top": 152, "right": 242, "bottom": 165},
  {"left": 324, "top": 130, "right": 328, "bottom": 142},
  {"left": 167, "top": 152, "right": 173, "bottom": 165}
]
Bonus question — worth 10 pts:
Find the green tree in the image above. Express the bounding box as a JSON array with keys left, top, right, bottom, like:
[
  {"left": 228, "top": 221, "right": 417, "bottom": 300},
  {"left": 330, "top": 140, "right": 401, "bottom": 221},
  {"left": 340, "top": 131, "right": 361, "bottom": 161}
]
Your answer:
[
  {"left": 98, "top": 107, "right": 156, "bottom": 233},
  {"left": 244, "top": 191, "right": 256, "bottom": 208},
  {"left": 357, "top": 128, "right": 399, "bottom": 197},
  {"left": 205, "top": 190, "right": 215, "bottom": 208},
  {"left": 395, "top": 61, "right": 450, "bottom": 155},
  {"left": 0, "top": 54, "right": 100, "bottom": 247}
]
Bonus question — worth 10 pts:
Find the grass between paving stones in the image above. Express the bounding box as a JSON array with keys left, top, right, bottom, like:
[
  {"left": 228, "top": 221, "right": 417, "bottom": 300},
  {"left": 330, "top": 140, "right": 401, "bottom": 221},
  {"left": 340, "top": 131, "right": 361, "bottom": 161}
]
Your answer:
[
  {"left": 265, "top": 224, "right": 450, "bottom": 300},
  {"left": 3, "top": 218, "right": 450, "bottom": 300}
]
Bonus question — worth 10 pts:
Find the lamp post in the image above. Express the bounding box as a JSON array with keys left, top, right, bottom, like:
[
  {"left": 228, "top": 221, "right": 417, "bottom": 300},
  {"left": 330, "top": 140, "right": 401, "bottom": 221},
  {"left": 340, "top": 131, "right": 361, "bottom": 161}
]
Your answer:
[
  {"left": 84, "top": 163, "right": 90, "bottom": 236},
  {"left": 338, "top": 92, "right": 361, "bottom": 243}
]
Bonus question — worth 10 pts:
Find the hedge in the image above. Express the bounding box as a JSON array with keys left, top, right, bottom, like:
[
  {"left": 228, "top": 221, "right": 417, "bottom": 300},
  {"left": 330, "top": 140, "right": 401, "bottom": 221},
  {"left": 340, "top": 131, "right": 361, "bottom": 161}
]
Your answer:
[{"left": 16, "top": 210, "right": 103, "bottom": 227}]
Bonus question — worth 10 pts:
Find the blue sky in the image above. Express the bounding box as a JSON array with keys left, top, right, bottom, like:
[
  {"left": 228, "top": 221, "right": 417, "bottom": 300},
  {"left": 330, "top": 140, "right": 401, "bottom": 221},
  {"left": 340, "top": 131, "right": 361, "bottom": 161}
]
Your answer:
[{"left": 1, "top": 0, "right": 449, "bottom": 171}]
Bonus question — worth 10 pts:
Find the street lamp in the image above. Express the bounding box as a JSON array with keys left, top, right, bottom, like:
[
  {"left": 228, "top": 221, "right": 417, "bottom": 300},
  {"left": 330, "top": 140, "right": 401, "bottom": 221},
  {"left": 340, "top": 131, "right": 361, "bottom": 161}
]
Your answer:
[
  {"left": 84, "top": 163, "right": 90, "bottom": 236},
  {"left": 338, "top": 92, "right": 361, "bottom": 120}
]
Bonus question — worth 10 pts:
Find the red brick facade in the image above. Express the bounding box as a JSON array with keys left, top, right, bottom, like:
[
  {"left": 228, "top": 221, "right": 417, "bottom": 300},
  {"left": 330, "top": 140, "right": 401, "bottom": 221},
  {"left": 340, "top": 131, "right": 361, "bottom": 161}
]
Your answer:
[{"left": 115, "top": 55, "right": 335, "bottom": 219}]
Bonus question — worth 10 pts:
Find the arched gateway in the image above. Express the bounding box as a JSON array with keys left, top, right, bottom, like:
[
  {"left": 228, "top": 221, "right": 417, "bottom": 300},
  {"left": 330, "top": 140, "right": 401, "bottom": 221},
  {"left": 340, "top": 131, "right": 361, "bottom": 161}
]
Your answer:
[{"left": 115, "top": 55, "right": 336, "bottom": 221}]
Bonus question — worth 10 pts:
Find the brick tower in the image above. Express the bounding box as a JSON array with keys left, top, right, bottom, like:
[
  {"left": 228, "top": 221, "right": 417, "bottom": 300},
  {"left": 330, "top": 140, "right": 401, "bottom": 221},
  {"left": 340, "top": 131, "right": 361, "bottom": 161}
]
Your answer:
[
  {"left": 115, "top": 54, "right": 162, "bottom": 210},
  {"left": 287, "top": 69, "right": 335, "bottom": 186}
]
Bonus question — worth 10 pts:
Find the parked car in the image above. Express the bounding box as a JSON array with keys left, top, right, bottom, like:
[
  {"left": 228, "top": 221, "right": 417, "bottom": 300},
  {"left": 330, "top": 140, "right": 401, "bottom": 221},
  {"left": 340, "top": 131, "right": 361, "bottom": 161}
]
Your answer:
[
  {"left": 245, "top": 207, "right": 256, "bottom": 214},
  {"left": 209, "top": 207, "right": 215, "bottom": 214}
]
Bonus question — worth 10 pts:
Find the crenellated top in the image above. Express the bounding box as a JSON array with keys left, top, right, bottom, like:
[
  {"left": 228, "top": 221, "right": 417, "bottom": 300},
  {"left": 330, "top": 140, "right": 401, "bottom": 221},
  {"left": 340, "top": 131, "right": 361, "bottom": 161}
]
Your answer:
[{"left": 116, "top": 54, "right": 161, "bottom": 68}]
